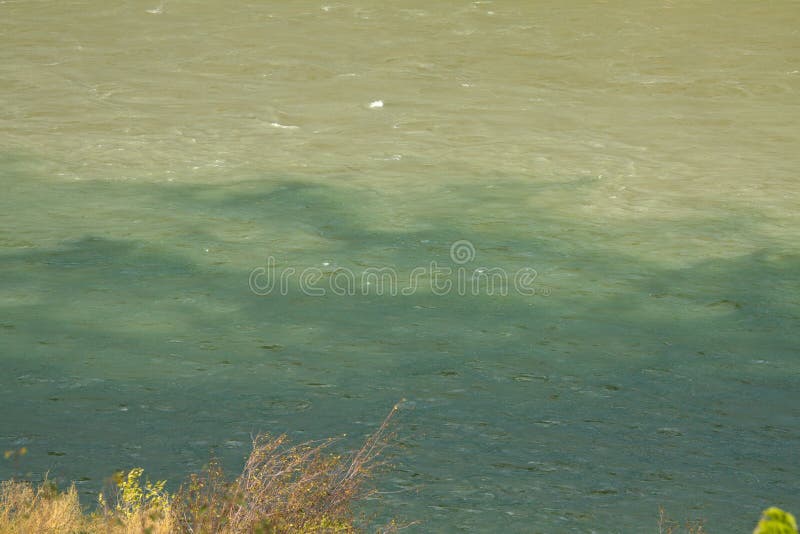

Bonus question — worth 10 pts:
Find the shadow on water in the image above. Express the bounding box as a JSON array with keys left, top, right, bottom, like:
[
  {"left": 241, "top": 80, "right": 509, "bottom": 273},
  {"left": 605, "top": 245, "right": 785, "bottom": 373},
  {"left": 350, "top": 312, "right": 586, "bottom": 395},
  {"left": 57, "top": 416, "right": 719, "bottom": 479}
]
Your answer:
[{"left": 0, "top": 164, "right": 798, "bottom": 531}]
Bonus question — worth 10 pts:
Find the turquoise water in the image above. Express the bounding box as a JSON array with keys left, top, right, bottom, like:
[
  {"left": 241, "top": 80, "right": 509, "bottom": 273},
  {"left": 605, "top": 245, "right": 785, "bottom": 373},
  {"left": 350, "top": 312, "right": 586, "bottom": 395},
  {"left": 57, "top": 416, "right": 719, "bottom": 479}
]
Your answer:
[{"left": 2, "top": 2, "right": 799, "bottom": 531}]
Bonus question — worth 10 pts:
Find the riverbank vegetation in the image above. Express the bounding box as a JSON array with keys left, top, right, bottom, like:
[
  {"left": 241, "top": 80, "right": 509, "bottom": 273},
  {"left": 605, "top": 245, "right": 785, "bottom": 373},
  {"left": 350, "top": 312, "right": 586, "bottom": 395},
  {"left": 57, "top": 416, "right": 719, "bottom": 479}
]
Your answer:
[
  {"left": 1, "top": 406, "right": 399, "bottom": 533},
  {"left": 2, "top": 400, "right": 796, "bottom": 533}
]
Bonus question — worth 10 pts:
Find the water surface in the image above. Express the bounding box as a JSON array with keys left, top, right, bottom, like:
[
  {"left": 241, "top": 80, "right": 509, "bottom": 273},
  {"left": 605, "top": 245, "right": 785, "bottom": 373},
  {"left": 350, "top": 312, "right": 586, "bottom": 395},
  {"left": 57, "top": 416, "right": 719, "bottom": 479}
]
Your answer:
[{"left": 1, "top": 2, "right": 799, "bottom": 531}]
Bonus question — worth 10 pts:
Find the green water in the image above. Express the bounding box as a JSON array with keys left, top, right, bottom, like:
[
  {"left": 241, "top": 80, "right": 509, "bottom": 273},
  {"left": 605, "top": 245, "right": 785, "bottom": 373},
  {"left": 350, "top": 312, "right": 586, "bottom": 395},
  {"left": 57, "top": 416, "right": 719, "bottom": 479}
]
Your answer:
[{"left": 1, "top": 2, "right": 799, "bottom": 531}]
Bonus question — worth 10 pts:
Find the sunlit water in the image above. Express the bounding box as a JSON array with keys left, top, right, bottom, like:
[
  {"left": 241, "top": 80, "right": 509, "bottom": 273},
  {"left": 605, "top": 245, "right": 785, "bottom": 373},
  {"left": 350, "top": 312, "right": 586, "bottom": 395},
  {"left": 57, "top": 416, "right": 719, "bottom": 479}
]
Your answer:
[{"left": 1, "top": 1, "right": 799, "bottom": 531}]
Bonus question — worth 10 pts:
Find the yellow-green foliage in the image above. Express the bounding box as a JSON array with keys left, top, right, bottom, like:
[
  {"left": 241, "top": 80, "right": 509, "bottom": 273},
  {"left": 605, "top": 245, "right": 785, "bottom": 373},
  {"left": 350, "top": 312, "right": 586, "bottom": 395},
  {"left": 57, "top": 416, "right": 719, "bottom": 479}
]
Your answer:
[
  {"left": 2, "top": 447, "right": 27, "bottom": 461},
  {"left": 100, "top": 467, "right": 170, "bottom": 518},
  {"left": 754, "top": 507, "right": 798, "bottom": 534}
]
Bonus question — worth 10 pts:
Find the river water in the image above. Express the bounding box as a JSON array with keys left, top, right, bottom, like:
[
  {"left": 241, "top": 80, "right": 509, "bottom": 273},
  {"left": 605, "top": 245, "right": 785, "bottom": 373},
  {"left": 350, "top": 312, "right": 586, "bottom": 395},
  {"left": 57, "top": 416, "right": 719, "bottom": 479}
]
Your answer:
[{"left": 1, "top": 1, "right": 799, "bottom": 531}]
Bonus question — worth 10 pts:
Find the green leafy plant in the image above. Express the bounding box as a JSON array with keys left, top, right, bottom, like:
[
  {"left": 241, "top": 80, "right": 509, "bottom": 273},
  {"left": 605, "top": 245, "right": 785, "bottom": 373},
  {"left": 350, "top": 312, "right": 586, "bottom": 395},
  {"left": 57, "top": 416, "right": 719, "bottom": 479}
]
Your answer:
[{"left": 753, "top": 507, "right": 798, "bottom": 534}]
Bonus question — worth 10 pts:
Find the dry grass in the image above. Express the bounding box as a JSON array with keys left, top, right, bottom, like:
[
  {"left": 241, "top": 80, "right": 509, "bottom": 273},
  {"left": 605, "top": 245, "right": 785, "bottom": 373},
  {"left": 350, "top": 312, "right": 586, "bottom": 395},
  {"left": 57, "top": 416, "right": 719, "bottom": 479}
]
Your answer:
[
  {"left": 657, "top": 506, "right": 706, "bottom": 534},
  {"left": 0, "top": 405, "right": 399, "bottom": 534},
  {"left": 0, "top": 480, "right": 83, "bottom": 534},
  {"left": 176, "top": 404, "right": 398, "bottom": 533}
]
